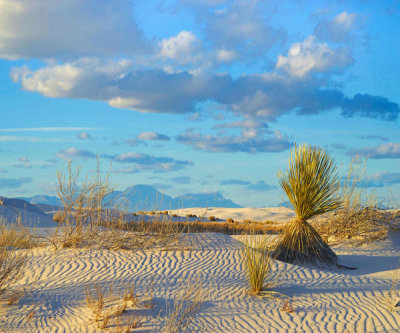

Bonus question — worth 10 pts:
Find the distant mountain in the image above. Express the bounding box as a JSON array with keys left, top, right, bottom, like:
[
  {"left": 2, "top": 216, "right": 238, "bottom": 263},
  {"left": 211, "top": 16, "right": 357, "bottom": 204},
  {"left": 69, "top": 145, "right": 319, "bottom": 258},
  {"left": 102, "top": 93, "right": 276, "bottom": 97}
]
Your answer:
[
  {"left": 174, "top": 192, "right": 241, "bottom": 209},
  {"left": 109, "top": 185, "right": 176, "bottom": 211},
  {"left": 18, "top": 195, "right": 61, "bottom": 207},
  {"left": 0, "top": 196, "right": 45, "bottom": 215},
  {"left": 110, "top": 185, "right": 241, "bottom": 210},
  {"left": 19, "top": 184, "right": 241, "bottom": 211},
  {"left": 0, "top": 196, "right": 55, "bottom": 228}
]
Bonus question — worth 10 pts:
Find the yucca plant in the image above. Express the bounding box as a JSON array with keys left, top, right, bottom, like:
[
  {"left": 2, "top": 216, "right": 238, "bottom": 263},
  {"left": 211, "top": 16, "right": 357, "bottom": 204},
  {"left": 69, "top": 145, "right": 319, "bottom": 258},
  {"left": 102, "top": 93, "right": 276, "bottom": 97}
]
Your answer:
[{"left": 273, "top": 144, "right": 341, "bottom": 267}]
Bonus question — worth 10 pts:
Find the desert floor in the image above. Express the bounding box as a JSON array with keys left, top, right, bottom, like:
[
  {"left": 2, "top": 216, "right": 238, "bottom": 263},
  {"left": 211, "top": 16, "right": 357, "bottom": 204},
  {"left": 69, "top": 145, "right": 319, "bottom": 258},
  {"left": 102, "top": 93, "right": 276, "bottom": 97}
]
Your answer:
[{"left": 1, "top": 207, "right": 400, "bottom": 332}]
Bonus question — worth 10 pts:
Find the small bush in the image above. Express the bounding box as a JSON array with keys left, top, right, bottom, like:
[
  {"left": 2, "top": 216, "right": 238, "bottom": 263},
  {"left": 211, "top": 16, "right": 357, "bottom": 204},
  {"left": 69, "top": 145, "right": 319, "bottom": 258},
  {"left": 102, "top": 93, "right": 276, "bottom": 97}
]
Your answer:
[
  {"left": 0, "top": 218, "right": 38, "bottom": 249},
  {"left": 226, "top": 218, "right": 234, "bottom": 223},
  {"left": 241, "top": 235, "right": 279, "bottom": 297},
  {"left": 380, "top": 263, "right": 400, "bottom": 312},
  {"left": 164, "top": 280, "right": 204, "bottom": 333},
  {"left": 52, "top": 211, "right": 64, "bottom": 223},
  {"left": 313, "top": 158, "right": 391, "bottom": 245},
  {"left": 0, "top": 248, "right": 27, "bottom": 296},
  {"left": 208, "top": 216, "right": 216, "bottom": 221},
  {"left": 85, "top": 282, "right": 144, "bottom": 330}
]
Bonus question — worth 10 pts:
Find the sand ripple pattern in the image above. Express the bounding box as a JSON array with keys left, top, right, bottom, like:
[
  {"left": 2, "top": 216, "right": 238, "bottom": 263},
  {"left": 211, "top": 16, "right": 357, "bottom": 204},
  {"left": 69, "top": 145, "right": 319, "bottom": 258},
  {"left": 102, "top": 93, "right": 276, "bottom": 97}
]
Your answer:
[{"left": 1, "top": 233, "right": 400, "bottom": 332}]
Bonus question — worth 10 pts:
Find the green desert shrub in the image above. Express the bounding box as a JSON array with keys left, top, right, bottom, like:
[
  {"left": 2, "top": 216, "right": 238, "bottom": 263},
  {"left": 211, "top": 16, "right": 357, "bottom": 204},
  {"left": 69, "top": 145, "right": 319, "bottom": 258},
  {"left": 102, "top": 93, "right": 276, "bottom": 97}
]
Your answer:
[
  {"left": 241, "top": 236, "right": 278, "bottom": 296},
  {"left": 273, "top": 144, "right": 341, "bottom": 267}
]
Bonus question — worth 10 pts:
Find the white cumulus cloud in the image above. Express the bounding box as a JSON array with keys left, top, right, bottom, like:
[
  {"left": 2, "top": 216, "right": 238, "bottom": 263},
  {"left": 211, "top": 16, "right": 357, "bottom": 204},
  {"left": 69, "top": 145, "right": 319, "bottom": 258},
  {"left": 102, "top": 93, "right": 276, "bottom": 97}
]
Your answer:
[{"left": 276, "top": 36, "right": 353, "bottom": 77}]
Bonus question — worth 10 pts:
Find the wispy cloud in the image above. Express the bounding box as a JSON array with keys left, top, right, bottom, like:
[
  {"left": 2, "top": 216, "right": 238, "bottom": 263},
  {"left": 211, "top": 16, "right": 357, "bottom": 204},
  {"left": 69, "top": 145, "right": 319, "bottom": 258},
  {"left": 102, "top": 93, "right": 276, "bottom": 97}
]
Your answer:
[
  {"left": 77, "top": 132, "right": 92, "bottom": 139},
  {"left": 349, "top": 142, "right": 400, "bottom": 159},
  {"left": 358, "top": 135, "right": 389, "bottom": 142},
  {"left": 0, "top": 136, "right": 64, "bottom": 142},
  {"left": 137, "top": 131, "right": 170, "bottom": 141},
  {"left": 0, "top": 177, "right": 32, "bottom": 189},
  {"left": 246, "top": 181, "right": 277, "bottom": 191},
  {"left": 108, "top": 152, "right": 193, "bottom": 173},
  {"left": 56, "top": 147, "right": 97, "bottom": 160},
  {"left": 177, "top": 128, "right": 291, "bottom": 153},
  {"left": 220, "top": 178, "right": 251, "bottom": 185},
  {"left": 0, "top": 127, "right": 99, "bottom": 132},
  {"left": 314, "top": 11, "right": 359, "bottom": 44},
  {"left": 172, "top": 176, "right": 192, "bottom": 184},
  {"left": 126, "top": 131, "right": 171, "bottom": 146},
  {"left": 353, "top": 171, "right": 400, "bottom": 188},
  {"left": 13, "top": 163, "right": 32, "bottom": 169}
]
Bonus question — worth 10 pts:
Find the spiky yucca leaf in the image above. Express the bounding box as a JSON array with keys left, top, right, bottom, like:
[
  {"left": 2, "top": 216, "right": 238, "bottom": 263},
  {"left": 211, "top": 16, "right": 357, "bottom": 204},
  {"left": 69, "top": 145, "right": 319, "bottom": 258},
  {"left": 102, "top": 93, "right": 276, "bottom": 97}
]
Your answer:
[{"left": 278, "top": 144, "right": 341, "bottom": 221}]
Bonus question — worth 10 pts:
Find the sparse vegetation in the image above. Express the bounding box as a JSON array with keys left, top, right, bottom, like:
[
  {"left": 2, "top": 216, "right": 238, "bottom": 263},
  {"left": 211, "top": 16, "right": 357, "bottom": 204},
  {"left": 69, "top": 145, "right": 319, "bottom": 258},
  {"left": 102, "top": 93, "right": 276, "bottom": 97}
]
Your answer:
[
  {"left": 52, "top": 161, "right": 116, "bottom": 249},
  {"left": 164, "top": 280, "right": 204, "bottom": 333},
  {"left": 226, "top": 218, "right": 234, "bottom": 223},
  {"left": 51, "top": 162, "right": 186, "bottom": 251},
  {"left": 0, "top": 248, "right": 27, "bottom": 297},
  {"left": 241, "top": 235, "right": 279, "bottom": 296},
  {"left": 274, "top": 144, "right": 341, "bottom": 267},
  {"left": 280, "top": 300, "right": 296, "bottom": 313},
  {"left": 381, "top": 263, "right": 400, "bottom": 312},
  {"left": 313, "top": 158, "right": 398, "bottom": 245},
  {"left": 84, "top": 282, "right": 145, "bottom": 330},
  {"left": 123, "top": 219, "right": 283, "bottom": 236},
  {"left": 52, "top": 211, "right": 63, "bottom": 223},
  {"left": 0, "top": 218, "right": 38, "bottom": 249},
  {"left": 208, "top": 216, "right": 216, "bottom": 221}
]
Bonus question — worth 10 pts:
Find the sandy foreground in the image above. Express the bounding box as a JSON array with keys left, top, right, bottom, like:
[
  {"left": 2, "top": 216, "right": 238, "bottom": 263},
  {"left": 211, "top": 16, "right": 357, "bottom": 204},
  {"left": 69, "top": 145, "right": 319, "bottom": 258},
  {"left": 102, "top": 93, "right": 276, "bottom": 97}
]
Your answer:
[{"left": 1, "top": 207, "right": 400, "bottom": 332}]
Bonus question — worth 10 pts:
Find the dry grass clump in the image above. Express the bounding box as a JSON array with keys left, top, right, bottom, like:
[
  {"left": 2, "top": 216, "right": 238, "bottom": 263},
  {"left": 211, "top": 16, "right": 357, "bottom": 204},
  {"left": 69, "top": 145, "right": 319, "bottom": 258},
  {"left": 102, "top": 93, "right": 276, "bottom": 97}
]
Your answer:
[
  {"left": 124, "top": 219, "right": 283, "bottom": 236},
  {"left": 0, "top": 216, "right": 31, "bottom": 306},
  {"left": 50, "top": 162, "right": 155, "bottom": 251},
  {"left": 52, "top": 211, "right": 64, "bottom": 223},
  {"left": 119, "top": 217, "right": 188, "bottom": 251},
  {"left": 51, "top": 161, "right": 116, "bottom": 249},
  {"left": 0, "top": 217, "right": 38, "bottom": 249},
  {"left": 84, "top": 282, "right": 145, "bottom": 330},
  {"left": 274, "top": 144, "right": 341, "bottom": 267},
  {"left": 380, "top": 264, "right": 400, "bottom": 312},
  {"left": 208, "top": 216, "right": 216, "bottom": 221},
  {"left": 0, "top": 248, "right": 27, "bottom": 297},
  {"left": 241, "top": 235, "right": 280, "bottom": 297},
  {"left": 51, "top": 162, "right": 190, "bottom": 251},
  {"left": 163, "top": 280, "right": 205, "bottom": 333},
  {"left": 313, "top": 159, "right": 395, "bottom": 245}
]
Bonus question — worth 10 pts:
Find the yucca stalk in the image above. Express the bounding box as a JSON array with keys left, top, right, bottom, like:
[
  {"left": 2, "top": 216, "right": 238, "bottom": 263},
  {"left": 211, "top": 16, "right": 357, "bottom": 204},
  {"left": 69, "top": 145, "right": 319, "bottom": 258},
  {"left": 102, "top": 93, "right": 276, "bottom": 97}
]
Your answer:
[{"left": 274, "top": 144, "right": 341, "bottom": 267}]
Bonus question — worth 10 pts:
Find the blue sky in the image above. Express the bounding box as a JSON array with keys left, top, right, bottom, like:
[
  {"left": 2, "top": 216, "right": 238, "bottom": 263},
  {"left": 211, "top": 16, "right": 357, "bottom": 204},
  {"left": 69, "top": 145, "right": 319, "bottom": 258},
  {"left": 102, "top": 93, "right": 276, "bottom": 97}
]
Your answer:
[{"left": 0, "top": 0, "right": 399, "bottom": 207}]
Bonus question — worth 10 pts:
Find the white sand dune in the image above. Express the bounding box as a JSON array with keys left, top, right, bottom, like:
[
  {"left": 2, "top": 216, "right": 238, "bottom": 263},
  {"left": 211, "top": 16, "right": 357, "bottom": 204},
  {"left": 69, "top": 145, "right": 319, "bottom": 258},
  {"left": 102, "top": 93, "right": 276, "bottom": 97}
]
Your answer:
[
  {"left": 168, "top": 207, "right": 296, "bottom": 223},
  {"left": 1, "top": 230, "right": 400, "bottom": 332}
]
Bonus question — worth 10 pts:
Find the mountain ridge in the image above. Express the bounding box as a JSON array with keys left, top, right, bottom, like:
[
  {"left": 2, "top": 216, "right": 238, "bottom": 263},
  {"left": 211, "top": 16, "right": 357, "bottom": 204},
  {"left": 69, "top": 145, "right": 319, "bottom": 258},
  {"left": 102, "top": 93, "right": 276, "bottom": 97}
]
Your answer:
[{"left": 17, "top": 184, "right": 241, "bottom": 211}]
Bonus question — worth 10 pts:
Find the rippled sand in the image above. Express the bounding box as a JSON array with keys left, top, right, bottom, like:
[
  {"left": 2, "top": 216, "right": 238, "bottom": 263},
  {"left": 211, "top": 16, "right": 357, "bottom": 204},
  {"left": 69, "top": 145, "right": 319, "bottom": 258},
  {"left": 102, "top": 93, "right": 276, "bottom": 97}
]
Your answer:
[{"left": 1, "top": 231, "right": 400, "bottom": 332}]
